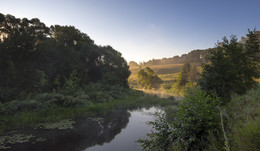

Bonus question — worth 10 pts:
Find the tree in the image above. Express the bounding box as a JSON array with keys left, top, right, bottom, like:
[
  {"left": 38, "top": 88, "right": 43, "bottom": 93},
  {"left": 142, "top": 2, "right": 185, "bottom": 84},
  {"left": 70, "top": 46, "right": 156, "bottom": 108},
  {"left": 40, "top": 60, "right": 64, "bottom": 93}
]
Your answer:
[
  {"left": 0, "top": 13, "right": 131, "bottom": 101},
  {"left": 198, "top": 30, "right": 260, "bottom": 103},
  {"left": 176, "top": 61, "right": 191, "bottom": 88},
  {"left": 137, "top": 67, "right": 162, "bottom": 89},
  {"left": 176, "top": 61, "right": 199, "bottom": 88},
  {"left": 128, "top": 61, "right": 138, "bottom": 67}
]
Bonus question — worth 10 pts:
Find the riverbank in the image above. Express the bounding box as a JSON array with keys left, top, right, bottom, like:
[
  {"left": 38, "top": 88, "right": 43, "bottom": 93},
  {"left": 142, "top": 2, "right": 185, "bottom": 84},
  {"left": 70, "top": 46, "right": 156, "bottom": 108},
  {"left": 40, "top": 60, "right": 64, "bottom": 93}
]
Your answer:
[{"left": 0, "top": 89, "right": 176, "bottom": 134}]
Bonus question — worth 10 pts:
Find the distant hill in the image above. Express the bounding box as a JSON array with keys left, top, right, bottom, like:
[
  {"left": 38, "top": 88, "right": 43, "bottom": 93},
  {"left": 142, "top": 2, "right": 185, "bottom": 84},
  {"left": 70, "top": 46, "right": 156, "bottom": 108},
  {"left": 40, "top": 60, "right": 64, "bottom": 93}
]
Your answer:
[
  {"left": 128, "top": 30, "right": 260, "bottom": 81},
  {"left": 129, "top": 48, "right": 213, "bottom": 67},
  {"left": 130, "top": 30, "right": 260, "bottom": 67}
]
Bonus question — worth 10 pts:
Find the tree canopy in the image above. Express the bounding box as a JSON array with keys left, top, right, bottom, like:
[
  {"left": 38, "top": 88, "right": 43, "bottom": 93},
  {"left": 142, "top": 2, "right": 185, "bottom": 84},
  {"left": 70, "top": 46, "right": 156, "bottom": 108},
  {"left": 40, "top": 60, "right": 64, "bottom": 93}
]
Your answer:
[
  {"left": 198, "top": 30, "right": 260, "bottom": 102},
  {"left": 0, "top": 13, "right": 130, "bottom": 101}
]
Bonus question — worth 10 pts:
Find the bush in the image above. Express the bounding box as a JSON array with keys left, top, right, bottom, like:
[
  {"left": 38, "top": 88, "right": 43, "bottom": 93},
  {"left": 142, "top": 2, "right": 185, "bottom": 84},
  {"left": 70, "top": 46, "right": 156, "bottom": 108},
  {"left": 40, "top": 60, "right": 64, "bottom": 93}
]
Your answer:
[
  {"left": 173, "top": 88, "right": 220, "bottom": 150},
  {"left": 139, "top": 88, "right": 221, "bottom": 151}
]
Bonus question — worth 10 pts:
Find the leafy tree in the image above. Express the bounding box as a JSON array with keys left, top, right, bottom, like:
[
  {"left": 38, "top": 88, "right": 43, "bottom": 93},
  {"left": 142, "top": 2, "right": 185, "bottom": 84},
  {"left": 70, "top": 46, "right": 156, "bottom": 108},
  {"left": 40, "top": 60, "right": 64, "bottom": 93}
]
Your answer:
[
  {"left": 99, "top": 46, "right": 130, "bottom": 87},
  {"left": 0, "top": 13, "right": 130, "bottom": 101},
  {"left": 137, "top": 67, "right": 162, "bottom": 89},
  {"left": 198, "top": 30, "right": 260, "bottom": 102}
]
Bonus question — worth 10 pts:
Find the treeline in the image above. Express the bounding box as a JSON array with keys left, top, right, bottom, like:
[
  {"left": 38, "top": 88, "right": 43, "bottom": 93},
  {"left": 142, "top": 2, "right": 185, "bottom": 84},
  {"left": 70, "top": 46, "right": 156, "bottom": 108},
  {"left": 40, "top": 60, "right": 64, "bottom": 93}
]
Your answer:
[
  {"left": 130, "top": 31, "right": 260, "bottom": 67},
  {"left": 129, "top": 48, "right": 211, "bottom": 67},
  {"left": 0, "top": 13, "right": 130, "bottom": 102}
]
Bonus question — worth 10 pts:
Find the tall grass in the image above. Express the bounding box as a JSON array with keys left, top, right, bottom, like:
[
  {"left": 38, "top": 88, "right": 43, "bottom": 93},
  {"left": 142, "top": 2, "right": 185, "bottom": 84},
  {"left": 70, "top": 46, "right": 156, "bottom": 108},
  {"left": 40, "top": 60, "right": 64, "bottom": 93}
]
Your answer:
[{"left": 207, "top": 86, "right": 260, "bottom": 151}]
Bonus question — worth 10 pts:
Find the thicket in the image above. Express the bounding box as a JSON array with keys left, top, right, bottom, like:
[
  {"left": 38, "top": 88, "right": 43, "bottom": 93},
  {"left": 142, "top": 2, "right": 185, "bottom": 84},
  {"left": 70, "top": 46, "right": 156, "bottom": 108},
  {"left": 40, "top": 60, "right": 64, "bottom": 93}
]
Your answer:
[{"left": 0, "top": 13, "right": 130, "bottom": 102}]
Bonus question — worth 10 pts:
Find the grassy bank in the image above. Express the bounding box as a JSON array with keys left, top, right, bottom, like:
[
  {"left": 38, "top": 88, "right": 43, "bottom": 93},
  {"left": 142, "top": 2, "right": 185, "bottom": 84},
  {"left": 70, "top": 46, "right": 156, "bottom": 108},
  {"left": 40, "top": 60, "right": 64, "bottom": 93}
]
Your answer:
[
  {"left": 0, "top": 89, "right": 176, "bottom": 134},
  {"left": 207, "top": 86, "right": 260, "bottom": 151}
]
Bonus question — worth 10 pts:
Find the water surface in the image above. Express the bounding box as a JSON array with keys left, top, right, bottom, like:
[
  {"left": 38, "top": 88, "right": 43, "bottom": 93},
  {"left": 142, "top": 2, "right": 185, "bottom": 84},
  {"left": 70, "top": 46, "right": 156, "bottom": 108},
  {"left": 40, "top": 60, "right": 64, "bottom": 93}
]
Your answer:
[
  {"left": 1, "top": 107, "right": 162, "bottom": 151},
  {"left": 85, "top": 107, "right": 161, "bottom": 151}
]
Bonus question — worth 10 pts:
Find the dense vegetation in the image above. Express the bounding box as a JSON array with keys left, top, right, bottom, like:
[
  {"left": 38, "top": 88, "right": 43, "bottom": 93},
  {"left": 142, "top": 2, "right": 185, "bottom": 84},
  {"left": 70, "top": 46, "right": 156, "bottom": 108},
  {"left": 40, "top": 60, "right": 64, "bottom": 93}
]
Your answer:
[
  {"left": 0, "top": 13, "right": 130, "bottom": 102},
  {"left": 0, "top": 13, "right": 177, "bottom": 135},
  {"left": 138, "top": 30, "right": 260, "bottom": 151},
  {"left": 198, "top": 31, "right": 260, "bottom": 102}
]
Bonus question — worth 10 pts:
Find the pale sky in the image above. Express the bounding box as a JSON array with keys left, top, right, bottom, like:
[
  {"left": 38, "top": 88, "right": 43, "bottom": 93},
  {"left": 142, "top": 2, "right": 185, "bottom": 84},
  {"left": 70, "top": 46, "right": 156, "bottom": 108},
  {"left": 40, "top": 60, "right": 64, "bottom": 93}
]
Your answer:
[{"left": 1, "top": 0, "right": 260, "bottom": 62}]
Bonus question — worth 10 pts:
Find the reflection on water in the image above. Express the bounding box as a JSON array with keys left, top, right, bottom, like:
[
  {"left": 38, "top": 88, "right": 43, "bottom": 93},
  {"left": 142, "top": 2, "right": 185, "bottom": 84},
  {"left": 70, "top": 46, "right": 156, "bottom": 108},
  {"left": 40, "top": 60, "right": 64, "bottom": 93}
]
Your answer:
[
  {"left": 85, "top": 107, "right": 161, "bottom": 151},
  {"left": 2, "top": 107, "right": 162, "bottom": 151}
]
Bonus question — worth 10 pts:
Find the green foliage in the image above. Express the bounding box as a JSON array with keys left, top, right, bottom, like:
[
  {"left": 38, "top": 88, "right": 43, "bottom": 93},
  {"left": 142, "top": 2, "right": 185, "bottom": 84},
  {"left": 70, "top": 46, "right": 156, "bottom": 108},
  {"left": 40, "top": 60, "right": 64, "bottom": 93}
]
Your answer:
[
  {"left": 176, "top": 61, "right": 199, "bottom": 88},
  {"left": 138, "top": 112, "right": 173, "bottom": 151},
  {"left": 139, "top": 88, "right": 220, "bottom": 151},
  {"left": 0, "top": 89, "right": 175, "bottom": 133},
  {"left": 0, "top": 13, "right": 130, "bottom": 102},
  {"left": 0, "top": 83, "right": 136, "bottom": 115},
  {"left": 207, "top": 86, "right": 260, "bottom": 151},
  {"left": 166, "top": 61, "right": 199, "bottom": 96},
  {"left": 137, "top": 67, "right": 162, "bottom": 89},
  {"left": 198, "top": 30, "right": 260, "bottom": 102},
  {"left": 64, "top": 70, "right": 80, "bottom": 89},
  {"left": 173, "top": 88, "right": 220, "bottom": 150},
  {"left": 176, "top": 61, "right": 190, "bottom": 88}
]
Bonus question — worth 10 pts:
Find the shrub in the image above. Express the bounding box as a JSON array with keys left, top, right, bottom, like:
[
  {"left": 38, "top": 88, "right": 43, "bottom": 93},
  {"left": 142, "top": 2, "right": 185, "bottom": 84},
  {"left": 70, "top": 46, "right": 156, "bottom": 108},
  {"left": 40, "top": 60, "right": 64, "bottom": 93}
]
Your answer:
[
  {"left": 139, "top": 88, "right": 221, "bottom": 151},
  {"left": 173, "top": 88, "right": 220, "bottom": 150}
]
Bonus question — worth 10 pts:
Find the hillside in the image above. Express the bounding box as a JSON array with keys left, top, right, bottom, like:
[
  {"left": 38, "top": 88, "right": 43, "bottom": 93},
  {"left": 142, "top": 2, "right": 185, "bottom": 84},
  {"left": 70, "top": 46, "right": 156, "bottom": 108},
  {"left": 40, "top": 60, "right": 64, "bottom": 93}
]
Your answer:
[
  {"left": 128, "top": 49, "right": 209, "bottom": 85},
  {"left": 130, "top": 64, "right": 183, "bottom": 75},
  {"left": 130, "top": 48, "right": 211, "bottom": 67}
]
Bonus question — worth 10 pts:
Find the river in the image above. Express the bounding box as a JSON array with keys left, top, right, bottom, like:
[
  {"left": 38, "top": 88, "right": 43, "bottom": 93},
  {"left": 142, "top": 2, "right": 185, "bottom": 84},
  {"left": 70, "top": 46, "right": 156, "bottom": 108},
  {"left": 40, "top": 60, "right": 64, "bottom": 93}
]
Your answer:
[{"left": 1, "top": 107, "right": 163, "bottom": 151}]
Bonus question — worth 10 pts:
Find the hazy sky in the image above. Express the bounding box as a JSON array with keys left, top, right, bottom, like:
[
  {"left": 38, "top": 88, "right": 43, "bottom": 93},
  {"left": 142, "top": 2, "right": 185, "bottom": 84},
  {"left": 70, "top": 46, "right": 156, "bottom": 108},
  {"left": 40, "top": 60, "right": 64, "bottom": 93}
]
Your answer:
[{"left": 1, "top": 0, "right": 260, "bottom": 62}]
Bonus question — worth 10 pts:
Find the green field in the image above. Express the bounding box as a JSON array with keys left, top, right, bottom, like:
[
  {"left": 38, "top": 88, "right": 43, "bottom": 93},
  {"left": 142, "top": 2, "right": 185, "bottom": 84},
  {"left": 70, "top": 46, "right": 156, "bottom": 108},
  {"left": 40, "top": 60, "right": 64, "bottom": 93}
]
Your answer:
[
  {"left": 129, "top": 64, "right": 183, "bottom": 83},
  {"left": 130, "top": 64, "right": 183, "bottom": 75},
  {"left": 158, "top": 73, "right": 179, "bottom": 82}
]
